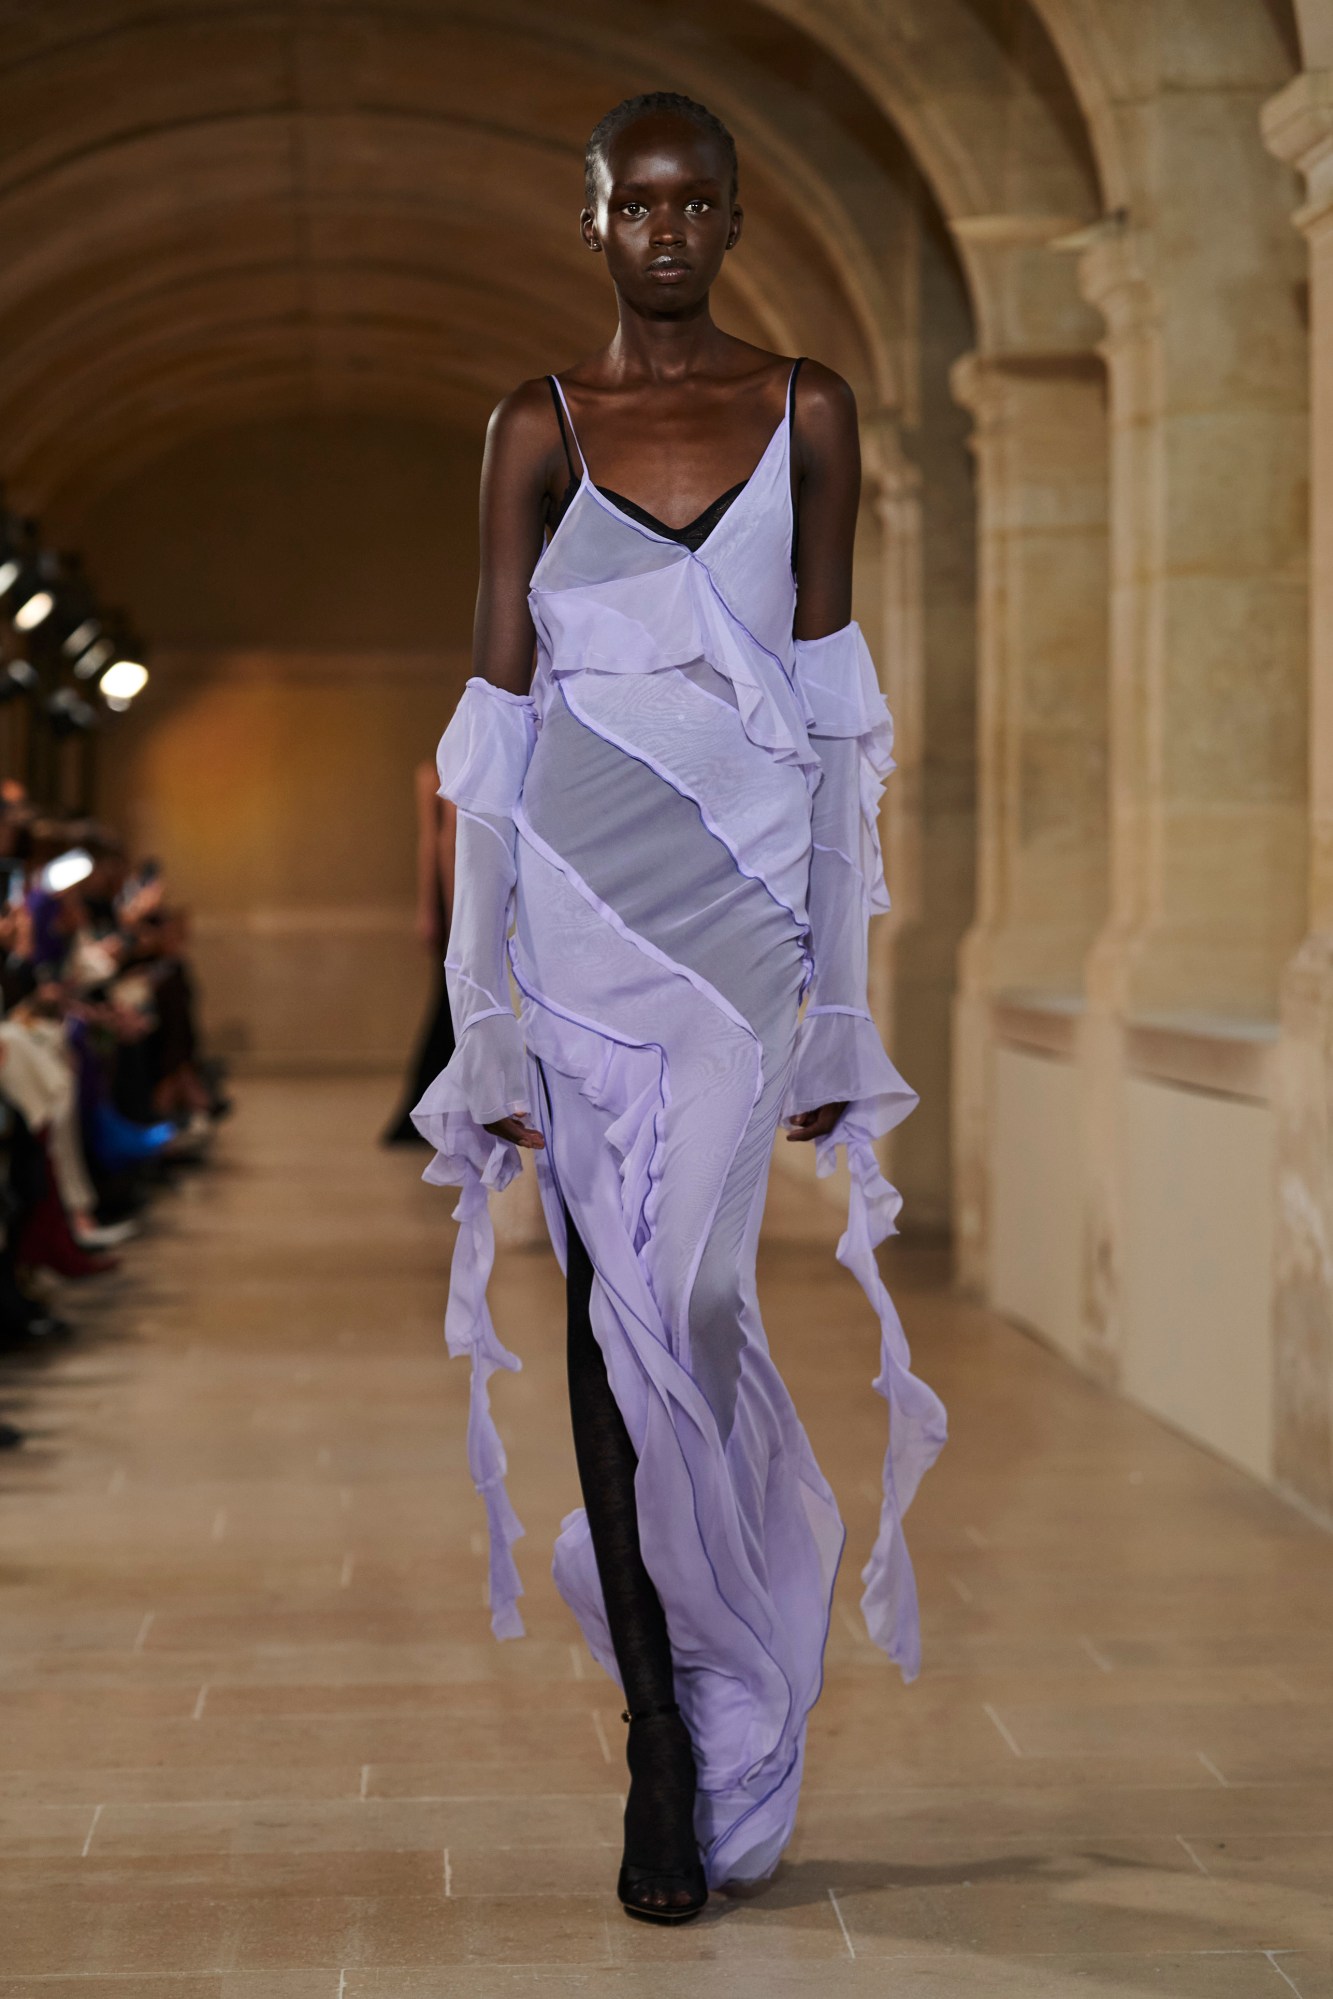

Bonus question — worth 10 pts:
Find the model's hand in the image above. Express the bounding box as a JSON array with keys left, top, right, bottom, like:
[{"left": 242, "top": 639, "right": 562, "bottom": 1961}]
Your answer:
[
  {"left": 484, "top": 1113, "right": 546, "bottom": 1150},
  {"left": 784, "top": 1101, "right": 847, "bottom": 1142}
]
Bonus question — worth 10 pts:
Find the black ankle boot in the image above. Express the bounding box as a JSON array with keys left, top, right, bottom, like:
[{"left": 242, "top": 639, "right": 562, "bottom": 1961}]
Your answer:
[{"left": 616, "top": 1700, "right": 708, "bottom": 1924}]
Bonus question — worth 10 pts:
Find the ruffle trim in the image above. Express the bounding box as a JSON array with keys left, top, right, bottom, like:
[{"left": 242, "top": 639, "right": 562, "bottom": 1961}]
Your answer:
[
  {"left": 795, "top": 621, "right": 893, "bottom": 745},
  {"left": 410, "top": 1013, "right": 529, "bottom": 1642},
  {"left": 519, "top": 987, "right": 668, "bottom": 1258},
  {"left": 796, "top": 623, "right": 895, "bottom": 915},
  {"left": 436, "top": 677, "right": 538, "bottom": 819},
  {"left": 413, "top": 1010, "right": 531, "bottom": 1150},
  {"left": 783, "top": 1006, "right": 918, "bottom": 1133},
  {"left": 531, "top": 557, "right": 820, "bottom": 793},
  {"left": 809, "top": 1107, "right": 947, "bottom": 1683}
]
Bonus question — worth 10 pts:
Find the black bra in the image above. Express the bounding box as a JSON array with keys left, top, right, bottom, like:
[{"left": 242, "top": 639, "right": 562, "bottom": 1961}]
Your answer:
[{"left": 546, "top": 362, "right": 804, "bottom": 564}]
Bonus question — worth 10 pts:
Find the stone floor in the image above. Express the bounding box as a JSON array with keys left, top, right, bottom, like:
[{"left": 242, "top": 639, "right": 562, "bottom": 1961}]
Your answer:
[{"left": 0, "top": 1075, "right": 1330, "bottom": 1997}]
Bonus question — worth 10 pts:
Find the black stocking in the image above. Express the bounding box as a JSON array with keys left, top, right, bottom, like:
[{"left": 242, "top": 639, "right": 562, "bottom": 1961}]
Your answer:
[{"left": 563, "top": 1198, "right": 704, "bottom": 1908}]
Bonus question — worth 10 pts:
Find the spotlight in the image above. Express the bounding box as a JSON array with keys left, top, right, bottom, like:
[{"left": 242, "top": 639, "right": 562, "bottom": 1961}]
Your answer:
[
  {"left": 0, "top": 658, "right": 37, "bottom": 702},
  {"left": 73, "top": 637, "right": 114, "bottom": 680},
  {"left": 99, "top": 658, "right": 148, "bottom": 708},
  {"left": 13, "top": 590, "right": 53, "bottom": 632},
  {"left": 62, "top": 617, "right": 101, "bottom": 660},
  {"left": 42, "top": 846, "right": 93, "bottom": 892},
  {"left": 45, "top": 553, "right": 109, "bottom": 668},
  {"left": 45, "top": 686, "right": 97, "bottom": 735},
  {"left": 0, "top": 523, "right": 55, "bottom": 637}
]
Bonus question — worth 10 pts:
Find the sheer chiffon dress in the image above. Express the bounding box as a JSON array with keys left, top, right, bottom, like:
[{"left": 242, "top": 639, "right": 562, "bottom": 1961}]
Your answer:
[{"left": 412, "top": 361, "right": 947, "bottom": 1887}]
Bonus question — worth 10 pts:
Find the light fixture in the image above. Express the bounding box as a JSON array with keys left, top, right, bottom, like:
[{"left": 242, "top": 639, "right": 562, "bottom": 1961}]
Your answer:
[
  {"left": 13, "top": 589, "right": 54, "bottom": 632},
  {"left": 73, "top": 637, "right": 114, "bottom": 680},
  {"left": 99, "top": 658, "right": 148, "bottom": 707},
  {"left": 0, "top": 561, "right": 19, "bottom": 597},
  {"left": 45, "top": 686, "right": 98, "bottom": 735},
  {"left": 62, "top": 617, "right": 101, "bottom": 659},
  {"left": 0, "top": 658, "right": 37, "bottom": 702},
  {"left": 42, "top": 846, "right": 94, "bottom": 892}
]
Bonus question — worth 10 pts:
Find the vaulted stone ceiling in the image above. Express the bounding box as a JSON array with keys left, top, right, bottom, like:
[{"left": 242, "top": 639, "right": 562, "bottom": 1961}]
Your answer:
[{"left": 0, "top": 1, "right": 1103, "bottom": 524}]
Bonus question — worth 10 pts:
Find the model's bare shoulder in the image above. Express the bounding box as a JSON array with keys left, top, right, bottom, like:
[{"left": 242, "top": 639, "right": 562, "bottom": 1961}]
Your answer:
[
  {"left": 794, "top": 358, "right": 858, "bottom": 432},
  {"left": 485, "top": 375, "right": 560, "bottom": 457}
]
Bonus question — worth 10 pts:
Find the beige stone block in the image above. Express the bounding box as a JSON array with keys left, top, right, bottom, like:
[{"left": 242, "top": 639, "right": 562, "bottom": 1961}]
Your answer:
[
  {"left": 1159, "top": 87, "right": 1311, "bottom": 331},
  {"left": 1161, "top": 407, "right": 1309, "bottom": 575},
  {"left": 0, "top": 1984, "right": 335, "bottom": 1999},
  {"left": 974, "top": 242, "right": 1104, "bottom": 357},
  {"left": 983, "top": 450, "right": 1108, "bottom": 540},
  {"left": 1157, "top": 799, "right": 1307, "bottom": 942},
  {"left": 232, "top": 1890, "right": 612, "bottom": 1968},
  {"left": 1156, "top": 11, "right": 1303, "bottom": 91},
  {"left": 989, "top": 1044, "right": 1083, "bottom": 1364},
  {"left": 1162, "top": 574, "right": 1306, "bottom": 802},
  {"left": 1120, "top": 1074, "right": 1275, "bottom": 1483},
  {"left": 340, "top": 1963, "right": 1311, "bottom": 1999}
]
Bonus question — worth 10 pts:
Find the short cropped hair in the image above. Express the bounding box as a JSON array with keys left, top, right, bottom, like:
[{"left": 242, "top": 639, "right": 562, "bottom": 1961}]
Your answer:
[{"left": 584, "top": 92, "right": 739, "bottom": 207}]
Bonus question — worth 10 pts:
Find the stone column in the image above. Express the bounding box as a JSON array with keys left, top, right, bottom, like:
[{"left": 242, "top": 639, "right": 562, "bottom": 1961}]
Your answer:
[
  {"left": 1262, "top": 72, "right": 1333, "bottom": 1521},
  {"left": 1076, "top": 79, "right": 1309, "bottom": 1379},
  {"left": 1074, "top": 233, "right": 1160, "bottom": 1382},
  {"left": 785, "top": 399, "right": 965, "bottom": 1237},
  {"left": 861, "top": 413, "right": 952, "bottom": 1229},
  {"left": 949, "top": 350, "right": 1110, "bottom": 1291}
]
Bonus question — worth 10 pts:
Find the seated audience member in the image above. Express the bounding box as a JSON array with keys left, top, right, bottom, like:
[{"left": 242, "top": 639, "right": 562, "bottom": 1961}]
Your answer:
[{"left": 0, "top": 810, "right": 231, "bottom": 1453}]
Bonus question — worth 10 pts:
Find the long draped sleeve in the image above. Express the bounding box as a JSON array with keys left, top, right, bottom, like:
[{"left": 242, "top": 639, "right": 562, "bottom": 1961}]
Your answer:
[
  {"left": 787, "top": 620, "right": 947, "bottom": 1681},
  {"left": 411, "top": 675, "right": 537, "bottom": 1639}
]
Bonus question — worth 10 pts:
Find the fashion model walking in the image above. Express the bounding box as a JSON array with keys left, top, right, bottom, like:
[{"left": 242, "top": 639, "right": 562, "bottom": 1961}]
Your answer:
[{"left": 413, "top": 91, "right": 946, "bottom": 1923}]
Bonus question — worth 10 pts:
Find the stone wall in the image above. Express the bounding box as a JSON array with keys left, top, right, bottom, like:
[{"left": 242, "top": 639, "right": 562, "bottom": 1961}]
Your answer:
[{"left": 87, "top": 411, "right": 479, "bottom": 1071}]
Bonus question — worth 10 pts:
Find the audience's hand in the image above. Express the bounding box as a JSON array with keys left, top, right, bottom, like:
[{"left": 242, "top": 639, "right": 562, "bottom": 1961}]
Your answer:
[{"left": 120, "top": 875, "right": 164, "bottom": 925}]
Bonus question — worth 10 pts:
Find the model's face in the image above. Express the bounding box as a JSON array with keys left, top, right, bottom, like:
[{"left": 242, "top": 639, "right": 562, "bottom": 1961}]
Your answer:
[{"left": 582, "top": 112, "right": 741, "bottom": 311}]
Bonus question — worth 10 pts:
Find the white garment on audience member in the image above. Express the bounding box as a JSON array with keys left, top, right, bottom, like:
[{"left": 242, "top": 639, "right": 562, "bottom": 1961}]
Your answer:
[{"left": 0, "top": 1018, "right": 97, "bottom": 1215}]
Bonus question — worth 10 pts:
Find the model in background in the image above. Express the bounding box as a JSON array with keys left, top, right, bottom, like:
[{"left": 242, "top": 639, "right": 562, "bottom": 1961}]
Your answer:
[
  {"left": 383, "top": 760, "right": 456, "bottom": 1146},
  {"left": 413, "top": 93, "right": 946, "bottom": 1923}
]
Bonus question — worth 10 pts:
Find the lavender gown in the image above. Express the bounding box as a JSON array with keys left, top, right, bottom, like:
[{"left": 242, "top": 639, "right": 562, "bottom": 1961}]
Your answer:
[{"left": 412, "top": 364, "right": 946, "bottom": 1886}]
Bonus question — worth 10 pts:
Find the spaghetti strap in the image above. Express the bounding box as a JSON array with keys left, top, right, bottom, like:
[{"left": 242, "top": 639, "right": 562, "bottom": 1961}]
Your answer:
[
  {"left": 547, "top": 375, "right": 579, "bottom": 484},
  {"left": 788, "top": 359, "right": 805, "bottom": 575},
  {"left": 548, "top": 373, "right": 585, "bottom": 477},
  {"left": 787, "top": 357, "right": 805, "bottom": 441}
]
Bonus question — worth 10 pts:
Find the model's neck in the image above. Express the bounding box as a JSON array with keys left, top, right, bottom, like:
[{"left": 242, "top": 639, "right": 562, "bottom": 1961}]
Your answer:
[{"left": 605, "top": 299, "right": 727, "bottom": 383}]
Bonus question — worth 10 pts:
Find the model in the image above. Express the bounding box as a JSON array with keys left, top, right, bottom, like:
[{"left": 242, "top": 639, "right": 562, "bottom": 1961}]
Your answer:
[{"left": 413, "top": 90, "right": 947, "bottom": 1924}]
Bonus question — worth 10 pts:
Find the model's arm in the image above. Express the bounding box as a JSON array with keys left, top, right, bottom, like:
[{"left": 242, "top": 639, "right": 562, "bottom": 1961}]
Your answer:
[
  {"left": 473, "top": 384, "right": 561, "bottom": 693},
  {"left": 463, "top": 383, "right": 564, "bottom": 1147},
  {"left": 792, "top": 362, "right": 860, "bottom": 643},
  {"left": 787, "top": 362, "right": 861, "bottom": 1141}
]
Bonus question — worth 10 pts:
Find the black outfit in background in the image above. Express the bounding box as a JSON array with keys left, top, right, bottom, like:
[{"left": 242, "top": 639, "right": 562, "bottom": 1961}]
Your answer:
[{"left": 382, "top": 881, "right": 456, "bottom": 1146}]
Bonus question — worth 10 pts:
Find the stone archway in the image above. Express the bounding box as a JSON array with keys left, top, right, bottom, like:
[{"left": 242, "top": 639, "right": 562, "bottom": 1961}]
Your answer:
[
  {"left": 5, "top": 2, "right": 1319, "bottom": 1515},
  {"left": 0, "top": 1, "right": 1112, "bottom": 1231},
  {"left": 0, "top": 6, "right": 975, "bottom": 1136}
]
